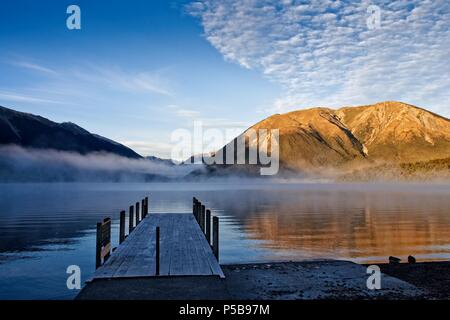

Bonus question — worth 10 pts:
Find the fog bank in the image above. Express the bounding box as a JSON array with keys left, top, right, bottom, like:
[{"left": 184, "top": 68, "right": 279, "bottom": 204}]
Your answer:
[{"left": 0, "top": 145, "right": 195, "bottom": 182}]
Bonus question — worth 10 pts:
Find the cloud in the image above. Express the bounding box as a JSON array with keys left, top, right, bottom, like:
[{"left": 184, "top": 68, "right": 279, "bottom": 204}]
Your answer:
[
  {"left": 5, "top": 60, "right": 172, "bottom": 101},
  {"left": 0, "top": 145, "right": 193, "bottom": 181},
  {"left": 168, "top": 104, "right": 250, "bottom": 128},
  {"left": 188, "top": 0, "right": 450, "bottom": 116},
  {"left": 168, "top": 104, "right": 202, "bottom": 119},
  {"left": 0, "top": 91, "right": 61, "bottom": 104},
  {"left": 120, "top": 140, "right": 175, "bottom": 158},
  {"left": 10, "top": 60, "right": 58, "bottom": 75},
  {"left": 73, "top": 65, "right": 172, "bottom": 96},
  {"left": 199, "top": 117, "right": 250, "bottom": 128}
]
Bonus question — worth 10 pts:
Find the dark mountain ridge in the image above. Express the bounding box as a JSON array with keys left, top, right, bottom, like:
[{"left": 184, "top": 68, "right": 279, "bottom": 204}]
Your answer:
[{"left": 0, "top": 105, "right": 141, "bottom": 158}]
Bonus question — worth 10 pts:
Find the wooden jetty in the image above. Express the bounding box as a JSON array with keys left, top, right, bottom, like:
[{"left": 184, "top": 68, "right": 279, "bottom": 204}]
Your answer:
[{"left": 89, "top": 196, "right": 224, "bottom": 281}]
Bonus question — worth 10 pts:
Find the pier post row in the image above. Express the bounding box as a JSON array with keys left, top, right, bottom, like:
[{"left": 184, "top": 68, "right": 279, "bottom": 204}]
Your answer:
[{"left": 191, "top": 197, "right": 220, "bottom": 262}]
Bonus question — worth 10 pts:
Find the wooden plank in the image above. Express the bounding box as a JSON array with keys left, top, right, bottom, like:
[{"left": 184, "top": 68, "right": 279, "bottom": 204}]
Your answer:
[
  {"left": 93, "top": 215, "right": 150, "bottom": 279},
  {"left": 108, "top": 242, "right": 136, "bottom": 278},
  {"left": 129, "top": 214, "right": 162, "bottom": 276},
  {"left": 183, "top": 215, "right": 198, "bottom": 275},
  {"left": 187, "top": 215, "right": 213, "bottom": 275},
  {"left": 189, "top": 214, "right": 225, "bottom": 278},
  {"left": 101, "top": 243, "right": 111, "bottom": 258},
  {"left": 159, "top": 214, "right": 174, "bottom": 276},
  {"left": 122, "top": 215, "right": 158, "bottom": 277},
  {"left": 169, "top": 215, "right": 183, "bottom": 275},
  {"left": 105, "top": 214, "right": 158, "bottom": 278},
  {"left": 179, "top": 214, "right": 197, "bottom": 275}
]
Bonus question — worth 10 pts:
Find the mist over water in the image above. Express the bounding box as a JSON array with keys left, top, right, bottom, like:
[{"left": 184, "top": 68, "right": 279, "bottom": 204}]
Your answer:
[
  {"left": 0, "top": 182, "right": 449, "bottom": 299},
  {"left": 0, "top": 145, "right": 193, "bottom": 182}
]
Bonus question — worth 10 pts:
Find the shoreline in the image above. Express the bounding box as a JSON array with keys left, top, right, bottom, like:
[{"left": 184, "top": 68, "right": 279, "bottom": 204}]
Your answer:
[
  {"left": 76, "top": 260, "right": 449, "bottom": 300},
  {"left": 366, "top": 261, "right": 450, "bottom": 299}
]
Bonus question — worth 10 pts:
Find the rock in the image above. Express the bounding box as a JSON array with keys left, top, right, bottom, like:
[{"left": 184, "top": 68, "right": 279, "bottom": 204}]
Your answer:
[
  {"left": 408, "top": 255, "right": 416, "bottom": 264},
  {"left": 389, "top": 256, "right": 401, "bottom": 264}
]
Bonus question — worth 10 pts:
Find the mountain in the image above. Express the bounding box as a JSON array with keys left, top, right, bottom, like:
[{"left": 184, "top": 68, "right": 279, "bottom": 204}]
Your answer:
[
  {"left": 248, "top": 106, "right": 367, "bottom": 171},
  {"left": 0, "top": 105, "right": 141, "bottom": 158},
  {"left": 336, "top": 102, "right": 450, "bottom": 163},
  {"left": 209, "top": 101, "right": 450, "bottom": 177},
  {"left": 145, "top": 156, "right": 176, "bottom": 166}
]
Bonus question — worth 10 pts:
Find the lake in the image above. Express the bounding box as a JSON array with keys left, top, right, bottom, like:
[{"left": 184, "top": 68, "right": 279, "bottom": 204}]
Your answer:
[{"left": 0, "top": 182, "right": 449, "bottom": 299}]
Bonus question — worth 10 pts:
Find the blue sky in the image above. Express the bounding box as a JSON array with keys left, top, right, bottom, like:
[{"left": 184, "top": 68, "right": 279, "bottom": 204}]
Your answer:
[{"left": 1, "top": 0, "right": 449, "bottom": 158}]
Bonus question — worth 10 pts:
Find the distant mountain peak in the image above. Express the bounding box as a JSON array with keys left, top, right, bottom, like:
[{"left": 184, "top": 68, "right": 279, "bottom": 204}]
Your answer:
[
  {"left": 60, "top": 122, "right": 91, "bottom": 135},
  {"left": 210, "top": 101, "right": 450, "bottom": 176}
]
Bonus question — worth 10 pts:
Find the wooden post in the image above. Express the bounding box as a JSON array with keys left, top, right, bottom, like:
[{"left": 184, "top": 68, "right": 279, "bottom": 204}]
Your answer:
[
  {"left": 141, "top": 199, "right": 145, "bottom": 218},
  {"left": 197, "top": 204, "right": 202, "bottom": 228},
  {"left": 197, "top": 202, "right": 201, "bottom": 223},
  {"left": 129, "top": 205, "right": 134, "bottom": 233},
  {"left": 119, "top": 210, "right": 126, "bottom": 244},
  {"left": 212, "top": 216, "right": 219, "bottom": 261},
  {"left": 135, "top": 202, "right": 140, "bottom": 225},
  {"left": 194, "top": 202, "right": 200, "bottom": 223},
  {"left": 145, "top": 197, "right": 149, "bottom": 215},
  {"left": 95, "top": 222, "right": 102, "bottom": 269},
  {"left": 156, "top": 226, "right": 160, "bottom": 276},
  {"left": 206, "top": 209, "right": 211, "bottom": 243},
  {"left": 201, "top": 205, "right": 206, "bottom": 233}
]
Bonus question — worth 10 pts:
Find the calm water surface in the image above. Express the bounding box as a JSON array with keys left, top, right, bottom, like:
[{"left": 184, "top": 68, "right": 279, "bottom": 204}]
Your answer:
[{"left": 0, "top": 182, "right": 449, "bottom": 299}]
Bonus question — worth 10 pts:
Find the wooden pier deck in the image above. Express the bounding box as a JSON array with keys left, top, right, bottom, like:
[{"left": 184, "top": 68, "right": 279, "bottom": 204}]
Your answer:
[{"left": 90, "top": 212, "right": 224, "bottom": 280}]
